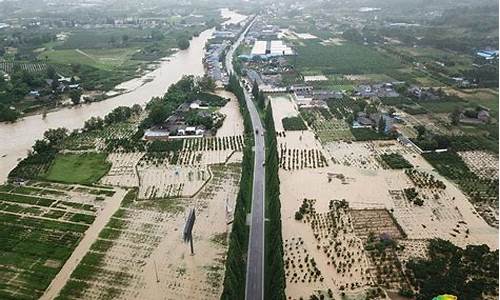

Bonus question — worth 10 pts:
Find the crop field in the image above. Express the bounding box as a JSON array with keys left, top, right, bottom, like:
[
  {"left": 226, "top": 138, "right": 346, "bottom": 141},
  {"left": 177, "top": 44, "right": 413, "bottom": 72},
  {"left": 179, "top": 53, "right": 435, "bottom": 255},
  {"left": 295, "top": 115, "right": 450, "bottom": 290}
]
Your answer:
[
  {"left": 52, "top": 29, "right": 150, "bottom": 50},
  {"left": 58, "top": 163, "right": 242, "bottom": 300},
  {"left": 282, "top": 116, "right": 308, "bottom": 131},
  {"left": 41, "top": 48, "right": 141, "bottom": 72},
  {"left": 64, "top": 121, "right": 141, "bottom": 151},
  {"left": 293, "top": 40, "right": 402, "bottom": 75},
  {"left": 417, "top": 99, "right": 467, "bottom": 114},
  {"left": 300, "top": 108, "right": 353, "bottom": 143},
  {"left": 278, "top": 146, "right": 329, "bottom": 170},
  {"left": 423, "top": 152, "right": 498, "bottom": 227},
  {"left": 42, "top": 153, "right": 111, "bottom": 185},
  {"left": 326, "top": 97, "right": 357, "bottom": 120},
  {"left": 446, "top": 88, "right": 499, "bottom": 118},
  {"left": 325, "top": 141, "right": 382, "bottom": 170},
  {"left": 379, "top": 153, "right": 413, "bottom": 169},
  {"left": 183, "top": 135, "right": 245, "bottom": 152},
  {"left": 0, "top": 183, "right": 114, "bottom": 300},
  {"left": 286, "top": 199, "right": 385, "bottom": 298},
  {"left": 0, "top": 62, "right": 47, "bottom": 74},
  {"left": 458, "top": 150, "right": 498, "bottom": 179},
  {"left": 350, "top": 128, "right": 393, "bottom": 142}
]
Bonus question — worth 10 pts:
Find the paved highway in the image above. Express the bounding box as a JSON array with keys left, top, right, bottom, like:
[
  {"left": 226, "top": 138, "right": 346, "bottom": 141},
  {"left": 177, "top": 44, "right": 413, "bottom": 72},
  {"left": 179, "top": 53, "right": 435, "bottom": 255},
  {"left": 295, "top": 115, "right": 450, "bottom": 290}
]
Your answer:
[{"left": 225, "top": 17, "right": 265, "bottom": 300}]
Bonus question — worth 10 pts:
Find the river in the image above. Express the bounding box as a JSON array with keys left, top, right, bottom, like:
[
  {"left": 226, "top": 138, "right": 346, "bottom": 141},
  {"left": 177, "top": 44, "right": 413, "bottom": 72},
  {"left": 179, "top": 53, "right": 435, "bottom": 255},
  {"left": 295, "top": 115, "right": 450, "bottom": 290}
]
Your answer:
[{"left": 0, "top": 9, "right": 246, "bottom": 183}]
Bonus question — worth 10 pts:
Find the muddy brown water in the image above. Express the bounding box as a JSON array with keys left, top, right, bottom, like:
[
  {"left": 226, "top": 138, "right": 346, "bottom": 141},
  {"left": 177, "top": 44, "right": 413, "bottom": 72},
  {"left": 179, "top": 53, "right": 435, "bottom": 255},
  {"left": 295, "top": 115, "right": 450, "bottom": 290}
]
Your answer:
[{"left": 0, "top": 9, "right": 246, "bottom": 183}]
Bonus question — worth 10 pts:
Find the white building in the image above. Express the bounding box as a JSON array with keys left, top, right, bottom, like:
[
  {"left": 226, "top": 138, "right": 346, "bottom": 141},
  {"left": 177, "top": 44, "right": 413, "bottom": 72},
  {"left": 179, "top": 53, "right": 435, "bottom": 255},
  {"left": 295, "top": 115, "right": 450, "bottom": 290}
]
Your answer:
[
  {"left": 250, "top": 40, "right": 293, "bottom": 56},
  {"left": 251, "top": 41, "right": 267, "bottom": 56}
]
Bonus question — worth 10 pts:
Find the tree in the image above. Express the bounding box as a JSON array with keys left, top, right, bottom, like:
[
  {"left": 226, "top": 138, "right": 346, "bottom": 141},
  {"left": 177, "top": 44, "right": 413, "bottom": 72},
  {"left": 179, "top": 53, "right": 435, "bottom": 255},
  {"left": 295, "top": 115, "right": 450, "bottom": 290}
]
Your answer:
[
  {"left": 70, "top": 89, "right": 82, "bottom": 104},
  {"left": 0, "top": 104, "right": 20, "bottom": 122},
  {"left": 415, "top": 125, "right": 426, "bottom": 139},
  {"left": 121, "top": 34, "right": 129, "bottom": 44},
  {"left": 251, "top": 80, "right": 259, "bottom": 98},
  {"left": 177, "top": 37, "right": 190, "bottom": 50},
  {"left": 43, "top": 128, "right": 68, "bottom": 146},
  {"left": 378, "top": 116, "right": 386, "bottom": 133},
  {"left": 46, "top": 65, "right": 57, "bottom": 80},
  {"left": 257, "top": 91, "right": 266, "bottom": 110},
  {"left": 148, "top": 103, "right": 169, "bottom": 125},
  {"left": 32, "top": 139, "right": 51, "bottom": 155},
  {"left": 131, "top": 104, "right": 142, "bottom": 115},
  {"left": 71, "top": 63, "right": 81, "bottom": 74},
  {"left": 342, "top": 28, "right": 364, "bottom": 43},
  {"left": 51, "top": 79, "right": 59, "bottom": 92},
  {"left": 84, "top": 116, "right": 104, "bottom": 131},
  {"left": 198, "top": 75, "right": 216, "bottom": 92},
  {"left": 450, "top": 108, "right": 460, "bottom": 125}
]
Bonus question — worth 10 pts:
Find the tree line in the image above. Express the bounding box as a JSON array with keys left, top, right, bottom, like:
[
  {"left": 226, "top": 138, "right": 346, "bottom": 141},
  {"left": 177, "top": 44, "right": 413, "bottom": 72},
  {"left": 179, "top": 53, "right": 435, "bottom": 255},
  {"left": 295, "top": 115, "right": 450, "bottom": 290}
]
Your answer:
[
  {"left": 221, "top": 73, "right": 255, "bottom": 299},
  {"left": 264, "top": 104, "right": 286, "bottom": 300}
]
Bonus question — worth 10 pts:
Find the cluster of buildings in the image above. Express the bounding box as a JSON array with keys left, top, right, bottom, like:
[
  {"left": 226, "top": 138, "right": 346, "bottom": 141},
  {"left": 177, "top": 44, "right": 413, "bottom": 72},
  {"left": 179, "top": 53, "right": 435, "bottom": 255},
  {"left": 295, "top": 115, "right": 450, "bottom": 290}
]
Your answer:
[
  {"left": 26, "top": 75, "right": 81, "bottom": 102},
  {"left": 204, "top": 41, "right": 230, "bottom": 86},
  {"left": 476, "top": 50, "right": 499, "bottom": 60},
  {"left": 354, "top": 83, "right": 400, "bottom": 98},
  {"left": 204, "top": 24, "right": 243, "bottom": 86},
  {"left": 250, "top": 40, "right": 294, "bottom": 57},
  {"left": 144, "top": 99, "right": 224, "bottom": 140}
]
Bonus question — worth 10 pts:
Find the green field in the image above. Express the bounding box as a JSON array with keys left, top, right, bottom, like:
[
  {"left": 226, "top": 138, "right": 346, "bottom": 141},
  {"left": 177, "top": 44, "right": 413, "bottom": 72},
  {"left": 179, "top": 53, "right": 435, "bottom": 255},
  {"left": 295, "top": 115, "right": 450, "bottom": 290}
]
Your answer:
[
  {"left": 417, "top": 100, "right": 466, "bottom": 114},
  {"left": 43, "top": 153, "right": 111, "bottom": 184},
  {"left": 294, "top": 41, "right": 402, "bottom": 75},
  {"left": 351, "top": 128, "right": 393, "bottom": 141},
  {"left": 0, "top": 185, "right": 97, "bottom": 299},
  {"left": 380, "top": 153, "right": 413, "bottom": 169},
  {"left": 41, "top": 48, "right": 140, "bottom": 71},
  {"left": 282, "top": 116, "right": 307, "bottom": 131}
]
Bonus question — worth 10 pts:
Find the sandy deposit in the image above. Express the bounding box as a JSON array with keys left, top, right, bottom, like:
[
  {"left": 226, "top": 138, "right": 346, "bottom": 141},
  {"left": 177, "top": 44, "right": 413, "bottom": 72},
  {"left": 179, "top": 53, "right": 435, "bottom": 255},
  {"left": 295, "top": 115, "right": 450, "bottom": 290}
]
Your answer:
[
  {"left": 65, "top": 163, "right": 241, "bottom": 300},
  {"left": 458, "top": 150, "right": 499, "bottom": 178},
  {"left": 215, "top": 90, "right": 245, "bottom": 137},
  {"left": 275, "top": 104, "right": 498, "bottom": 297},
  {"left": 101, "top": 152, "right": 144, "bottom": 187},
  {"left": 137, "top": 164, "right": 210, "bottom": 199},
  {"left": 41, "top": 187, "right": 127, "bottom": 300},
  {"left": 269, "top": 94, "right": 300, "bottom": 132}
]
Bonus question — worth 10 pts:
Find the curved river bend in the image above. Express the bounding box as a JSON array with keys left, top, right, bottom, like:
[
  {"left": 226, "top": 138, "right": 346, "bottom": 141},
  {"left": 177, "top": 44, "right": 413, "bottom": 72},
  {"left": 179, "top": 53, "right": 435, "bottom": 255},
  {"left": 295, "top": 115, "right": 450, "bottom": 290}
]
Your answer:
[{"left": 0, "top": 9, "right": 246, "bottom": 183}]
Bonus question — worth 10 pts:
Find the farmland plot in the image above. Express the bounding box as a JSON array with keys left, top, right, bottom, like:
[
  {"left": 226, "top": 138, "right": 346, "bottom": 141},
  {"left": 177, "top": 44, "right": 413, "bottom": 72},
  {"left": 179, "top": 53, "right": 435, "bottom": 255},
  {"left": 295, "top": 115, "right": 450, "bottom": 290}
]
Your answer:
[
  {"left": 57, "top": 164, "right": 242, "bottom": 300},
  {"left": 0, "top": 183, "right": 116, "bottom": 299}
]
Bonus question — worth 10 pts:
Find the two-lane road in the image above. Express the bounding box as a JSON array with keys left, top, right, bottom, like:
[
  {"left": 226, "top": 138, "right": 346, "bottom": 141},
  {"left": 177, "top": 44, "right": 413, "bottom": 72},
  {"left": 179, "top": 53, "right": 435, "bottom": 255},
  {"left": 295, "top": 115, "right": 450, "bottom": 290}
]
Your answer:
[{"left": 225, "top": 17, "right": 265, "bottom": 300}]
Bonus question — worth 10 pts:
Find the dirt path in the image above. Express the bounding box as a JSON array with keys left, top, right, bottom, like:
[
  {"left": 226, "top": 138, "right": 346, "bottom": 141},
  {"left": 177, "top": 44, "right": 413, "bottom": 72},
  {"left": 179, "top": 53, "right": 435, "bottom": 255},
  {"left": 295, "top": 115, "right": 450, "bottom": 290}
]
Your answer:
[
  {"left": 75, "top": 48, "right": 96, "bottom": 61},
  {"left": 40, "top": 187, "right": 127, "bottom": 300}
]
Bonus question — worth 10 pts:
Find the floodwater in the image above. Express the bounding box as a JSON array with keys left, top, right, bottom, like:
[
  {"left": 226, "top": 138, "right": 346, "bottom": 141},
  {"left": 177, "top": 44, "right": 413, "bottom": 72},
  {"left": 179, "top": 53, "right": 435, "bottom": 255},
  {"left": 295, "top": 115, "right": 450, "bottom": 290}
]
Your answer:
[{"left": 0, "top": 9, "right": 246, "bottom": 183}]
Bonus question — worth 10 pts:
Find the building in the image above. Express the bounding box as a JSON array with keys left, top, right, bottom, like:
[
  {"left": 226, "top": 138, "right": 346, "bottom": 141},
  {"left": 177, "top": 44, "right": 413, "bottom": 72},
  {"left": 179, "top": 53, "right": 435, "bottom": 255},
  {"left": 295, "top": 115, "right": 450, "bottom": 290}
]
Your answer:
[
  {"left": 144, "top": 129, "right": 169, "bottom": 140},
  {"left": 478, "top": 110, "right": 490, "bottom": 123},
  {"left": 251, "top": 40, "right": 267, "bottom": 56},
  {"left": 476, "top": 50, "right": 499, "bottom": 60},
  {"left": 250, "top": 40, "right": 293, "bottom": 57}
]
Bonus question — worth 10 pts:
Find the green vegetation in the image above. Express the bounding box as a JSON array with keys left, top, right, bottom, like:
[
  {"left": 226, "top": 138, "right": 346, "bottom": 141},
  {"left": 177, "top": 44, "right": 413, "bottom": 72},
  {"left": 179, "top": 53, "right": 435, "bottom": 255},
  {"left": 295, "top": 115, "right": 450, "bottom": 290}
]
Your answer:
[
  {"left": 264, "top": 104, "right": 286, "bottom": 300},
  {"left": 294, "top": 40, "right": 402, "bottom": 75},
  {"left": 423, "top": 152, "right": 498, "bottom": 206},
  {"left": 221, "top": 74, "right": 254, "bottom": 300},
  {"left": 0, "top": 191, "right": 92, "bottom": 299},
  {"left": 350, "top": 128, "right": 393, "bottom": 141},
  {"left": 42, "top": 153, "right": 111, "bottom": 185},
  {"left": 281, "top": 116, "right": 307, "bottom": 131},
  {"left": 407, "top": 239, "right": 498, "bottom": 300},
  {"left": 380, "top": 153, "right": 413, "bottom": 169}
]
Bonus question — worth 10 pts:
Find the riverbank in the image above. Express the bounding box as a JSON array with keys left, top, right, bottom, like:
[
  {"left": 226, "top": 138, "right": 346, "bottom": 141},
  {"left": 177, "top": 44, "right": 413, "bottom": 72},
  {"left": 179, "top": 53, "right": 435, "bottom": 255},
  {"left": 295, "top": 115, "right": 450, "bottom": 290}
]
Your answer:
[{"left": 0, "top": 9, "right": 247, "bottom": 184}]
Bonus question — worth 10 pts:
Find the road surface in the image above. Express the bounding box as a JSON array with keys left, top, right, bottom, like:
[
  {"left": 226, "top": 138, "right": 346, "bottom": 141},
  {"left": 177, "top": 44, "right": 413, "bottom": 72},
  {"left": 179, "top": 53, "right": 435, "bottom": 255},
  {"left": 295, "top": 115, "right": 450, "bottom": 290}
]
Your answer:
[{"left": 225, "top": 17, "right": 265, "bottom": 300}]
